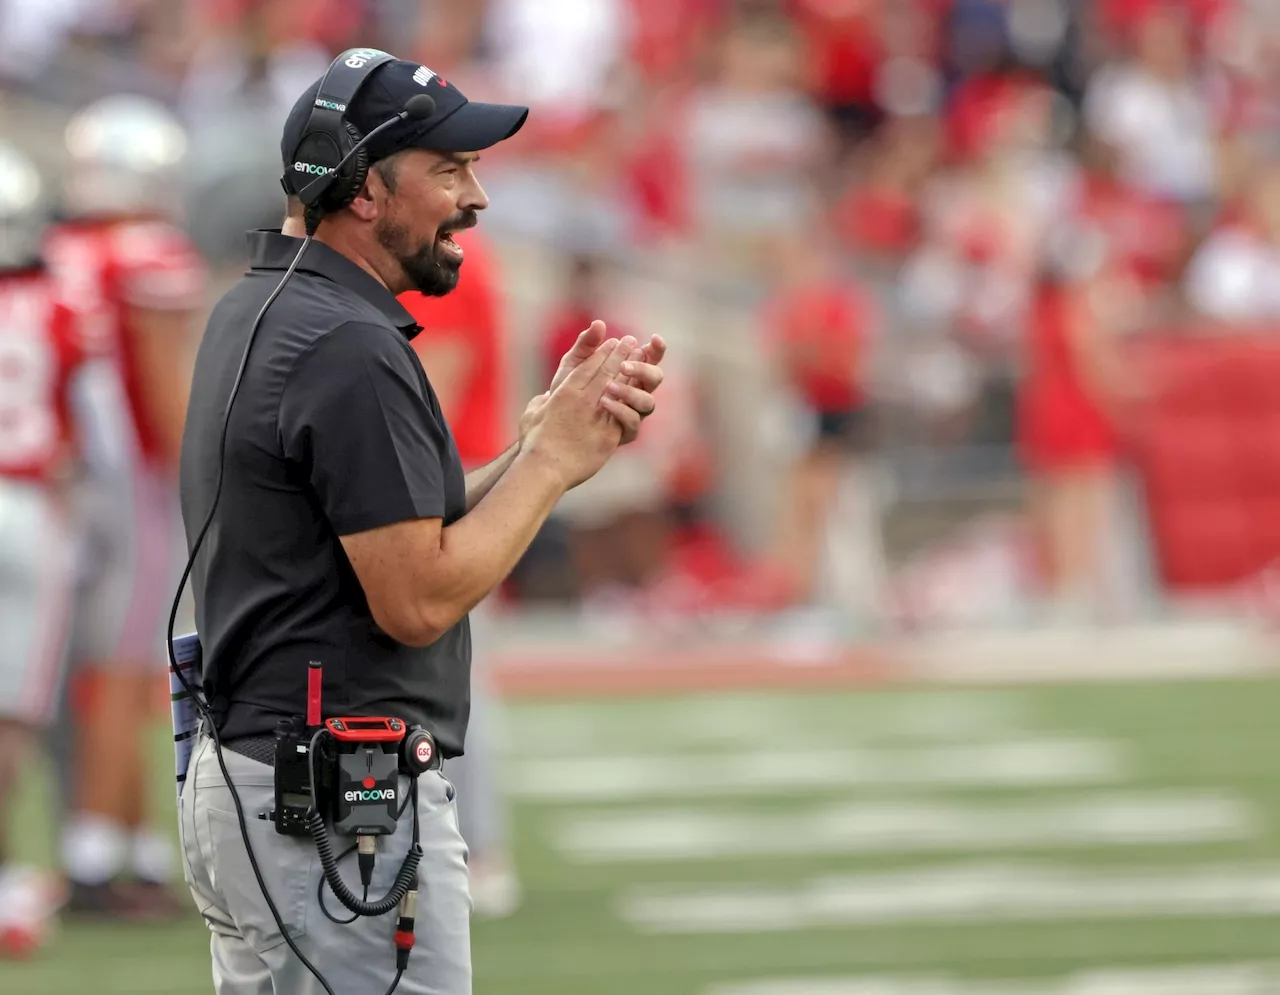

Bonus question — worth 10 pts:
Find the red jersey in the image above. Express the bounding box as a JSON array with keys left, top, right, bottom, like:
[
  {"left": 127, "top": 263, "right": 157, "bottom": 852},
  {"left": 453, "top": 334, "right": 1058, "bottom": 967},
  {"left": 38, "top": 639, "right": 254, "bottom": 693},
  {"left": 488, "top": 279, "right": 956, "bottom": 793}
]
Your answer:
[
  {"left": 1017, "top": 286, "right": 1119, "bottom": 472},
  {"left": 43, "top": 219, "right": 206, "bottom": 467},
  {"left": 398, "top": 231, "right": 507, "bottom": 467},
  {"left": 0, "top": 270, "right": 83, "bottom": 483},
  {"left": 763, "top": 280, "right": 875, "bottom": 412},
  {"left": 787, "top": 0, "right": 885, "bottom": 108}
]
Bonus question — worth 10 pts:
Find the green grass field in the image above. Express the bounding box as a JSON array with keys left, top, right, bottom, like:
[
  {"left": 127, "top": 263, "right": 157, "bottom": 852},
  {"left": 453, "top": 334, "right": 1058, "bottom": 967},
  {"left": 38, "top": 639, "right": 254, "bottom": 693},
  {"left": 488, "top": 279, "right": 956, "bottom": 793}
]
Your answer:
[{"left": 8, "top": 677, "right": 1280, "bottom": 994}]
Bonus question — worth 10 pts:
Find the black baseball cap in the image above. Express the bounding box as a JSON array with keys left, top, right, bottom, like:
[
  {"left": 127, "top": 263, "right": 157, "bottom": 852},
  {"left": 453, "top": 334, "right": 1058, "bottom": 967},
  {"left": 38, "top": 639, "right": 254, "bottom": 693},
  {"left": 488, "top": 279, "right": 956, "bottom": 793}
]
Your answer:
[{"left": 280, "top": 58, "right": 528, "bottom": 197}]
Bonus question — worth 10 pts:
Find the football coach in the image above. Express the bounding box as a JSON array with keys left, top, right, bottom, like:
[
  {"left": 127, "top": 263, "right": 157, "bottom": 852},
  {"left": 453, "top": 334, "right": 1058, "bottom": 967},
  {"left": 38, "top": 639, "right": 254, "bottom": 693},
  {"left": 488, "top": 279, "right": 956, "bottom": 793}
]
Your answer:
[{"left": 175, "top": 50, "right": 666, "bottom": 995}]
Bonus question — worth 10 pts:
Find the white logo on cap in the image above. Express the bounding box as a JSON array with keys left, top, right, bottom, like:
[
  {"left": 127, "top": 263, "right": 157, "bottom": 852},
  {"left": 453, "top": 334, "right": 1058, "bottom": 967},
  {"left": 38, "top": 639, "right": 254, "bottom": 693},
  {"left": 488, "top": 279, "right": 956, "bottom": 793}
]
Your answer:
[
  {"left": 344, "top": 48, "right": 386, "bottom": 69},
  {"left": 412, "top": 66, "right": 435, "bottom": 87}
]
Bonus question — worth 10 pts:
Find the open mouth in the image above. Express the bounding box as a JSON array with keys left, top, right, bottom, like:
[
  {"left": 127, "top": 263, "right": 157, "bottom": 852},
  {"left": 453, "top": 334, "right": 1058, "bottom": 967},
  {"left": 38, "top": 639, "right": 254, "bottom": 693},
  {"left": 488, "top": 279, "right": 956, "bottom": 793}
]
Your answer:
[{"left": 436, "top": 229, "right": 464, "bottom": 262}]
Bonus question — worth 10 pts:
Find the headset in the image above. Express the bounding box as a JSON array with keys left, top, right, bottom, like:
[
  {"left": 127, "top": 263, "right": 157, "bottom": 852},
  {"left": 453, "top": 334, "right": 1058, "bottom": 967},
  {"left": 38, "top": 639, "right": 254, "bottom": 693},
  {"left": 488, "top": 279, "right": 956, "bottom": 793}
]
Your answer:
[
  {"left": 165, "top": 49, "right": 436, "bottom": 995},
  {"left": 285, "top": 48, "right": 436, "bottom": 234}
]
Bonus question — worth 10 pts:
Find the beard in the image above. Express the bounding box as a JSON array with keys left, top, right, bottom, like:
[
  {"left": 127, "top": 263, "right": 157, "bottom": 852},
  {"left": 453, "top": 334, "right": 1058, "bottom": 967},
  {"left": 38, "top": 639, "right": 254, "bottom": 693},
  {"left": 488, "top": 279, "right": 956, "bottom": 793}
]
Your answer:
[{"left": 376, "top": 210, "right": 475, "bottom": 297}]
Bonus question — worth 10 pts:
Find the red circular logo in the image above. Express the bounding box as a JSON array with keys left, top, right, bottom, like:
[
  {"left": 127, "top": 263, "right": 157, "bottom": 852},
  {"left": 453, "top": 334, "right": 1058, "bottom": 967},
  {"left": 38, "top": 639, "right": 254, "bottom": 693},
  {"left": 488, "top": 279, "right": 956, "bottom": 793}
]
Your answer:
[
  {"left": 362, "top": 776, "right": 376, "bottom": 789},
  {"left": 415, "top": 739, "right": 433, "bottom": 765}
]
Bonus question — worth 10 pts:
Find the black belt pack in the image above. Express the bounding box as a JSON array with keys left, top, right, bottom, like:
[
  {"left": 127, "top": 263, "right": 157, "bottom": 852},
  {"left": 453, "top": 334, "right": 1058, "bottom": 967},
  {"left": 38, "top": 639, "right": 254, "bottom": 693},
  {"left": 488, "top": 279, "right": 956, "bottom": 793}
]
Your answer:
[{"left": 225, "top": 713, "right": 440, "bottom": 839}]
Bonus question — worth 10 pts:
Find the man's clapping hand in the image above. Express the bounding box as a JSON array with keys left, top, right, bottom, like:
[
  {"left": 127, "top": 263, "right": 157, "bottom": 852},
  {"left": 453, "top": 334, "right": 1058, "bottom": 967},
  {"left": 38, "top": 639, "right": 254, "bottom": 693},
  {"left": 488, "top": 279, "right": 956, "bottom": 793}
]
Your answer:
[
  {"left": 543, "top": 320, "right": 666, "bottom": 445},
  {"left": 521, "top": 336, "right": 636, "bottom": 491}
]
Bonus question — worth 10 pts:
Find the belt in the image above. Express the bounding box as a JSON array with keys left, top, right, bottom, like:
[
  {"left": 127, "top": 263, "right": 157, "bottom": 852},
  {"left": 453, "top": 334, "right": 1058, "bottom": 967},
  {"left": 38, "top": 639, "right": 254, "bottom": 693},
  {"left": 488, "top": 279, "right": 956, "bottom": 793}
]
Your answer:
[{"left": 222, "top": 734, "right": 278, "bottom": 767}]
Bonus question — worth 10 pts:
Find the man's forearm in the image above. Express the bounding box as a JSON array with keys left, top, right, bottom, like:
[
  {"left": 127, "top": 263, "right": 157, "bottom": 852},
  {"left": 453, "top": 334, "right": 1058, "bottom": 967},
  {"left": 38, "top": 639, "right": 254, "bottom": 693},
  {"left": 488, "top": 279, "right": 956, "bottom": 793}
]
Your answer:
[
  {"left": 419, "top": 450, "right": 564, "bottom": 634},
  {"left": 463, "top": 440, "right": 520, "bottom": 512}
]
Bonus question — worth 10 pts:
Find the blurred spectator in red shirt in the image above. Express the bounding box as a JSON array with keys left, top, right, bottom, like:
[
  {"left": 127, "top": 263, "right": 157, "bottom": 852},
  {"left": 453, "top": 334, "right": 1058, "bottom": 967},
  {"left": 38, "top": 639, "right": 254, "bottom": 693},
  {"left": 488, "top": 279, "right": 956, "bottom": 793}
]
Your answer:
[
  {"left": 398, "top": 228, "right": 507, "bottom": 469},
  {"left": 1017, "top": 225, "right": 1147, "bottom": 618},
  {"left": 761, "top": 234, "right": 879, "bottom": 605},
  {"left": 624, "top": 115, "right": 693, "bottom": 242}
]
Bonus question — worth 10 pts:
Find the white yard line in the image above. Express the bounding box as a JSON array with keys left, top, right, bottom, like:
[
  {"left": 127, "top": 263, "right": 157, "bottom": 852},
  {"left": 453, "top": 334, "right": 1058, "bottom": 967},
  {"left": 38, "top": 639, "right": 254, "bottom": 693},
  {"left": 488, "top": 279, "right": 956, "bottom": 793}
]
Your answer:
[
  {"left": 555, "top": 791, "right": 1255, "bottom": 863},
  {"left": 622, "top": 861, "right": 1280, "bottom": 934},
  {"left": 704, "top": 962, "right": 1280, "bottom": 995},
  {"left": 509, "top": 739, "right": 1126, "bottom": 802},
  {"left": 503, "top": 692, "right": 1035, "bottom": 757},
  {"left": 900, "top": 621, "right": 1280, "bottom": 684}
]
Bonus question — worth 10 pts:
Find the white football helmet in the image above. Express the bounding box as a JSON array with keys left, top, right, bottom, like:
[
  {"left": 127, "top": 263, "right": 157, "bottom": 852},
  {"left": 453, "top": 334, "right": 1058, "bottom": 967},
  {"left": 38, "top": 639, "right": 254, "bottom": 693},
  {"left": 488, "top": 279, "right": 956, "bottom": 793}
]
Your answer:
[
  {"left": 63, "top": 95, "right": 188, "bottom": 219},
  {"left": 0, "top": 142, "right": 48, "bottom": 271}
]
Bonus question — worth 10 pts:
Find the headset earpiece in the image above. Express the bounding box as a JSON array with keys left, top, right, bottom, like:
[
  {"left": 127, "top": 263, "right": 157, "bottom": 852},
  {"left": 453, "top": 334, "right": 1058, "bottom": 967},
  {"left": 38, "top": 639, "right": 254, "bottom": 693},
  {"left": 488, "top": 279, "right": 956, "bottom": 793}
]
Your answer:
[
  {"left": 286, "top": 48, "right": 396, "bottom": 218},
  {"left": 328, "top": 121, "right": 371, "bottom": 210}
]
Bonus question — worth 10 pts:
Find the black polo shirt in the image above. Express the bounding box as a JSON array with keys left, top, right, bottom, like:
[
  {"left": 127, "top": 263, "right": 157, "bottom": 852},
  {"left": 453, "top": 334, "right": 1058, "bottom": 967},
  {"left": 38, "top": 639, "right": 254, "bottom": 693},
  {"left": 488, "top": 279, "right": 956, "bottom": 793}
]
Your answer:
[{"left": 179, "top": 230, "right": 471, "bottom": 756}]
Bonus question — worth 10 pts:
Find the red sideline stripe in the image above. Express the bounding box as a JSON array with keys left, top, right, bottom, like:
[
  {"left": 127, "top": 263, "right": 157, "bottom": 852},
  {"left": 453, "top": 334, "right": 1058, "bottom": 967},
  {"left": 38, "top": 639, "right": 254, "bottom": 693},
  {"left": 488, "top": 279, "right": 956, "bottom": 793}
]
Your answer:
[{"left": 490, "top": 647, "right": 894, "bottom": 699}]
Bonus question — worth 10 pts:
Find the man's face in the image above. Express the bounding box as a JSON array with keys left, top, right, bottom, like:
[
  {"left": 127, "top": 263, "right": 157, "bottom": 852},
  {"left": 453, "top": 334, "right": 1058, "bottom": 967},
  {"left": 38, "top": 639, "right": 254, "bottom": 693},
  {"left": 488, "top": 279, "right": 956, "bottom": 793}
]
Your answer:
[{"left": 373, "top": 148, "right": 488, "bottom": 296}]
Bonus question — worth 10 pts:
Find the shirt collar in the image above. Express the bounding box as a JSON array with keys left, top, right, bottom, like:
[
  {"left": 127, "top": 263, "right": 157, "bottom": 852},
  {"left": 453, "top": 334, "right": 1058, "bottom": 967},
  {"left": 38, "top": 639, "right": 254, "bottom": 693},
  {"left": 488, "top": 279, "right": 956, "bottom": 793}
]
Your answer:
[{"left": 245, "top": 229, "right": 422, "bottom": 339}]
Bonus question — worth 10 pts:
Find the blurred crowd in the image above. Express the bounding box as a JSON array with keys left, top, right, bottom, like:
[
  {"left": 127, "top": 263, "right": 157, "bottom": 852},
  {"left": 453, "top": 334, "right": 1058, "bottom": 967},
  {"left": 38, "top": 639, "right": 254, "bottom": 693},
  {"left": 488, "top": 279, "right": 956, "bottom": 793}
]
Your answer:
[{"left": 5, "top": 0, "right": 1280, "bottom": 629}]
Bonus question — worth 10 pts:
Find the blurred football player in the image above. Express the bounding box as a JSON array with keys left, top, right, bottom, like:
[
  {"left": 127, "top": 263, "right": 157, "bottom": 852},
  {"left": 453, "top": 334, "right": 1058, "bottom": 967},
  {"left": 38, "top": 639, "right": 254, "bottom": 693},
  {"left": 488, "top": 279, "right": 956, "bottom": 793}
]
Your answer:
[
  {"left": 44, "top": 96, "right": 206, "bottom": 918},
  {"left": 398, "top": 228, "right": 522, "bottom": 919},
  {"left": 0, "top": 142, "right": 84, "bottom": 956}
]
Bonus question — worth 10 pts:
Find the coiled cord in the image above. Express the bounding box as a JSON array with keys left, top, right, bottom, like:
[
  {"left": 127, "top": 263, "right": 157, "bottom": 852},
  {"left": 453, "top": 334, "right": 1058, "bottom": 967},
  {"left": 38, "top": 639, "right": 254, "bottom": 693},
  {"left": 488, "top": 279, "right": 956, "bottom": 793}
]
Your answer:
[
  {"left": 306, "top": 808, "right": 423, "bottom": 917},
  {"left": 318, "top": 787, "right": 414, "bottom": 925}
]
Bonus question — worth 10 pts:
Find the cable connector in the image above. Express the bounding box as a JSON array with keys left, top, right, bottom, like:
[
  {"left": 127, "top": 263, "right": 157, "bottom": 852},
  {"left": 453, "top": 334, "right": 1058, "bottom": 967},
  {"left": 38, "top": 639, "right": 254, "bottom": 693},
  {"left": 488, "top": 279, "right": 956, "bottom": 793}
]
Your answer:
[
  {"left": 357, "top": 834, "right": 377, "bottom": 891},
  {"left": 394, "top": 888, "right": 417, "bottom": 971}
]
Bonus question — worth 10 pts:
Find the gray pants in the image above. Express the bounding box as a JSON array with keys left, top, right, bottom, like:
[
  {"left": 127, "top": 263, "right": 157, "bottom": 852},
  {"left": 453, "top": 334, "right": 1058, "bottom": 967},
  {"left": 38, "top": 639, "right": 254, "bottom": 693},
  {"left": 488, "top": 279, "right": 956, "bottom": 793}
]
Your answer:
[
  {"left": 447, "top": 600, "right": 507, "bottom": 858},
  {"left": 178, "top": 736, "right": 471, "bottom": 995}
]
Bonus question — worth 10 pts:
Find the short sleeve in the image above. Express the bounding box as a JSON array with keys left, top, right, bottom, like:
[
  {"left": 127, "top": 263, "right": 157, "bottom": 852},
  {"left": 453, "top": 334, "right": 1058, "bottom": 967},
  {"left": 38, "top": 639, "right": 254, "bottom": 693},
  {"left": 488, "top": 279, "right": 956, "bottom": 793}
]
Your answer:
[{"left": 278, "top": 322, "right": 449, "bottom": 535}]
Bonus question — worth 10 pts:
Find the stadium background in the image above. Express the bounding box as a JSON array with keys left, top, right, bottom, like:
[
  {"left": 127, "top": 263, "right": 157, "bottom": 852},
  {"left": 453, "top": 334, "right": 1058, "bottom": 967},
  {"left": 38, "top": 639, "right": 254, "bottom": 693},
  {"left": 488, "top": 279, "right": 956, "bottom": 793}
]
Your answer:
[{"left": 8, "top": 0, "right": 1280, "bottom": 992}]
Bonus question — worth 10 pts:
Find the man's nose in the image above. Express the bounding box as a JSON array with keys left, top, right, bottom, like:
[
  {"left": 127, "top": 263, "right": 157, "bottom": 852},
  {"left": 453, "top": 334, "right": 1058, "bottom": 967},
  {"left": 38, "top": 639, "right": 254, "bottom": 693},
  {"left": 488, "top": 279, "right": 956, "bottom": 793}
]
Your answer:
[{"left": 460, "top": 176, "right": 489, "bottom": 213}]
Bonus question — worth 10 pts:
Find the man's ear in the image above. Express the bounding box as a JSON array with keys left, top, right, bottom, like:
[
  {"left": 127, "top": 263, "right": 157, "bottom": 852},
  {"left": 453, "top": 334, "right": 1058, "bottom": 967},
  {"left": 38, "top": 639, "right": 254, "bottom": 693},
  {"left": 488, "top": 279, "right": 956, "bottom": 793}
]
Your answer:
[{"left": 347, "top": 172, "right": 384, "bottom": 223}]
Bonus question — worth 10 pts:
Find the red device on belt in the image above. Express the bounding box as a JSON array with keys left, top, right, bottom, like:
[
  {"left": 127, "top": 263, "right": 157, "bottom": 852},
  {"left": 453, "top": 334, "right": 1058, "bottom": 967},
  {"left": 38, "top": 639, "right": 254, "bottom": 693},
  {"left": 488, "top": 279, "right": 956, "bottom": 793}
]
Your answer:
[
  {"left": 326, "top": 716, "right": 406, "bottom": 743},
  {"left": 306, "top": 660, "right": 323, "bottom": 727}
]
